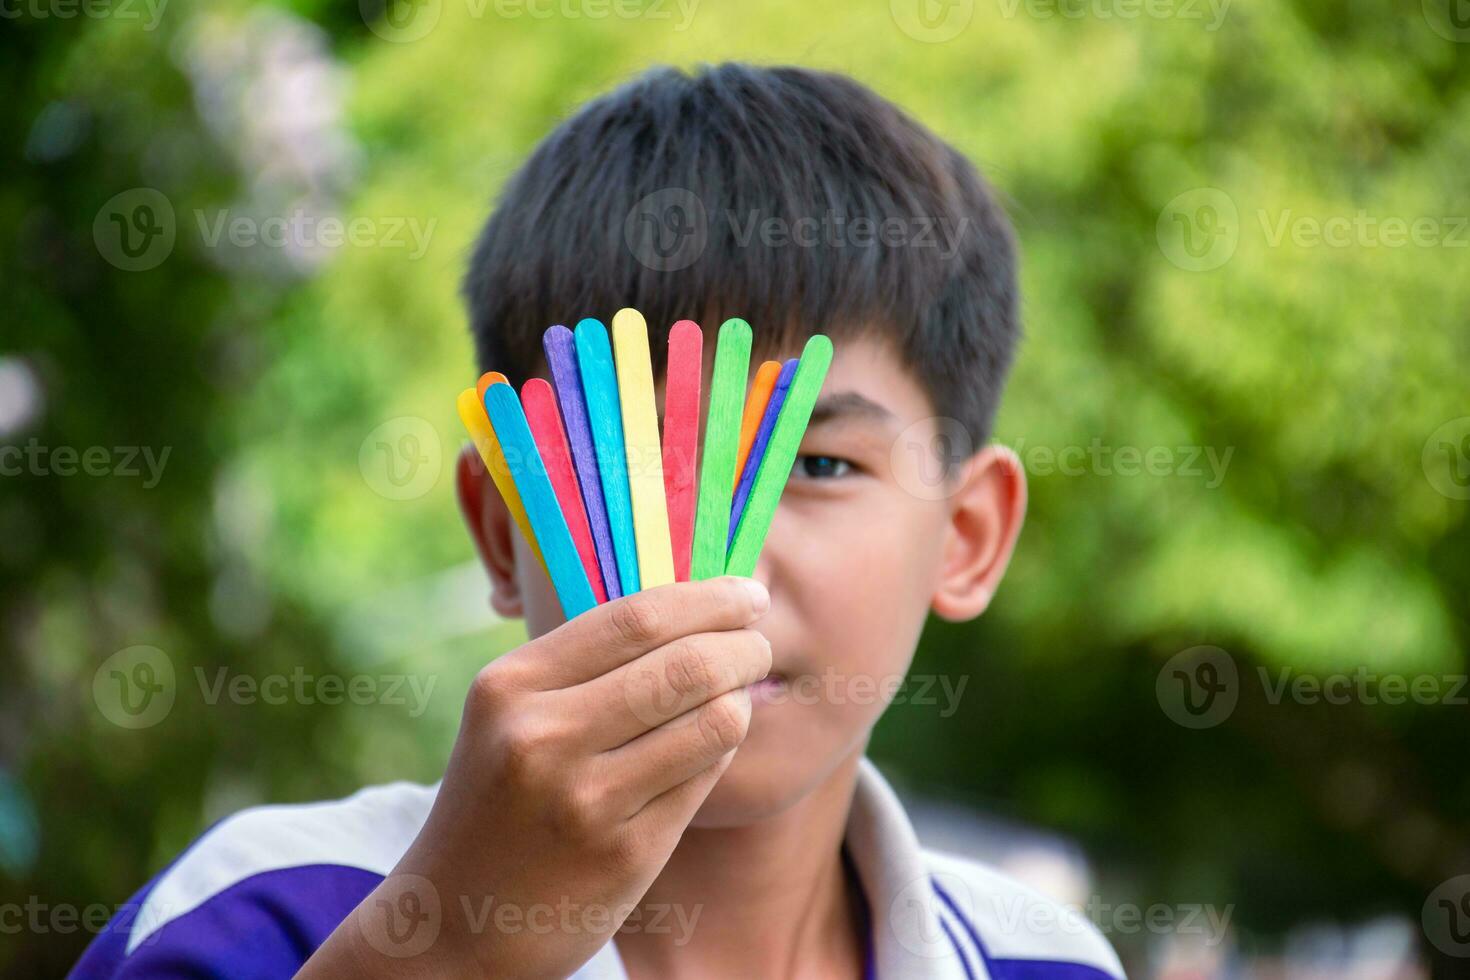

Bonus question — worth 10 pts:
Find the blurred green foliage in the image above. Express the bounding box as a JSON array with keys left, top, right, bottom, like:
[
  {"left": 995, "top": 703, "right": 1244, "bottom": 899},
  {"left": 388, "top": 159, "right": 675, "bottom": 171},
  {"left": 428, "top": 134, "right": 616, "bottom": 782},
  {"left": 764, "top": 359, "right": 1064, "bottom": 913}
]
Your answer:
[{"left": 2, "top": 0, "right": 1467, "bottom": 975}]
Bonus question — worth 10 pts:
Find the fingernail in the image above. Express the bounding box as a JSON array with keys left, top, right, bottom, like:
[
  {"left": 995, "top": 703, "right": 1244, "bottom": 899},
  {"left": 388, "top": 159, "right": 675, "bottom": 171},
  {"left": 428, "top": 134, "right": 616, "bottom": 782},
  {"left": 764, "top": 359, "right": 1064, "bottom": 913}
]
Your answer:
[{"left": 739, "top": 578, "right": 770, "bottom": 615}]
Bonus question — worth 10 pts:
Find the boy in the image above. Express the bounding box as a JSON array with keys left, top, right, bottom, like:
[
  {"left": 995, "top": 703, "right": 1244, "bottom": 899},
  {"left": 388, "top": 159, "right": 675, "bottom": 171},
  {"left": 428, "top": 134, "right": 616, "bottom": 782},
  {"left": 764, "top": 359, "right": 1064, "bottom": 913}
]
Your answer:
[{"left": 74, "top": 64, "right": 1125, "bottom": 978}]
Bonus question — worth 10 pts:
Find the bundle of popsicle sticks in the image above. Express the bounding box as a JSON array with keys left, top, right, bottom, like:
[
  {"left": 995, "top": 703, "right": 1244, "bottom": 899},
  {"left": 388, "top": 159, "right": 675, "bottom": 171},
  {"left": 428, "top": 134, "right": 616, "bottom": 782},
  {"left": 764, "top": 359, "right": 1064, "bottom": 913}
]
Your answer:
[{"left": 457, "top": 309, "right": 833, "bottom": 619}]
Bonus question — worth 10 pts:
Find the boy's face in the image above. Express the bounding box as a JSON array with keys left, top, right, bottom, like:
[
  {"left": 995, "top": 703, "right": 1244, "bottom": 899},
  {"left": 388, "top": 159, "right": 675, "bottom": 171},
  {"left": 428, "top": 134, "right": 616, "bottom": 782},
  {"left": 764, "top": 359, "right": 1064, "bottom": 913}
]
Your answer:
[{"left": 460, "top": 333, "right": 1026, "bottom": 826}]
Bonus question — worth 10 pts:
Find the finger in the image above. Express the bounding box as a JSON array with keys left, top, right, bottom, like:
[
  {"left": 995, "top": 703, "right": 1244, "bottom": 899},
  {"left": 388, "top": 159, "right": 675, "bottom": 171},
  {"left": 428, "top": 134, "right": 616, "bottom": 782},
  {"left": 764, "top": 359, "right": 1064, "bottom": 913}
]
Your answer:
[
  {"left": 557, "top": 626, "right": 770, "bottom": 751},
  {"left": 625, "top": 746, "right": 738, "bottom": 840},
  {"left": 509, "top": 577, "right": 768, "bottom": 690},
  {"left": 599, "top": 687, "right": 753, "bottom": 817}
]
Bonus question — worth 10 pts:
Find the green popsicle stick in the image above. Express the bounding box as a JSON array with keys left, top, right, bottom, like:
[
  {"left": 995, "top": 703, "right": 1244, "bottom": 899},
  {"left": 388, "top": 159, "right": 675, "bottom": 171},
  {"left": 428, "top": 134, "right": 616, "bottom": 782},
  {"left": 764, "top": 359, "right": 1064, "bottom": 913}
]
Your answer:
[
  {"left": 690, "top": 318, "right": 752, "bottom": 580},
  {"left": 725, "top": 334, "right": 832, "bottom": 577}
]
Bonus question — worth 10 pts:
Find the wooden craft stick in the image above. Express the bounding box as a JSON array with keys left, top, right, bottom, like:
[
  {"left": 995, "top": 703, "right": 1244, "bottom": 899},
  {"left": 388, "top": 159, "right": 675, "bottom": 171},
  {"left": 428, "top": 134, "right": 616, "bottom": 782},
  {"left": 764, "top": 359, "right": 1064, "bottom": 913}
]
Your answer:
[
  {"left": 733, "top": 361, "right": 781, "bottom": 492},
  {"left": 544, "top": 325, "right": 621, "bottom": 599},
  {"left": 482, "top": 381, "right": 597, "bottom": 619},
  {"left": 729, "top": 357, "right": 797, "bottom": 546},
  {"left": 522, "top": 378, "right": 608, "bottom": 604},
  {"left": 477, "top": 371, "right": 503, "bottom": 402},
  {"left": 575, "top": 318, "right": 641, "bottom": 594},
  {"left": 662, "top": 320, "right": 702, "bottom": 582},
  {"left": 725, "top": 335, "right": 833, "bottom": 577},
  {"left": 690, "top": 318, "right": 752, "bottom": 580},
  {"left": 456, "top": 386, "right": 547, "bottom": 576},
  {"left": 611, "top": 308, "right": 675, "bottom": 589}
]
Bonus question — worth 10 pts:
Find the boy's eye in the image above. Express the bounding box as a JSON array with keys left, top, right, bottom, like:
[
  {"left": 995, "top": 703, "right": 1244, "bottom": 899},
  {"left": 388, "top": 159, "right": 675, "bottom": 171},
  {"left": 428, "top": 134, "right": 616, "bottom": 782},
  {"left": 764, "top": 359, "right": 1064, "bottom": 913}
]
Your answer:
[{"left": 794, "top": 454, "right": 853, "bottom": 479}]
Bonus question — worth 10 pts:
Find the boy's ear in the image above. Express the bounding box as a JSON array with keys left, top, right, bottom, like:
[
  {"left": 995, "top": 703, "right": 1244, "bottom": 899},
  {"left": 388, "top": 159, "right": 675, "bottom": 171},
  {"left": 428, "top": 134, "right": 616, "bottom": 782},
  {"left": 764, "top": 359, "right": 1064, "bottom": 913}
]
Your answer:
[
  {"left": 930, "top": 444, "right": 1027, "bottom": 622},
  {"left": 456, "top": 444, "right": 525, "bottom": 619}
]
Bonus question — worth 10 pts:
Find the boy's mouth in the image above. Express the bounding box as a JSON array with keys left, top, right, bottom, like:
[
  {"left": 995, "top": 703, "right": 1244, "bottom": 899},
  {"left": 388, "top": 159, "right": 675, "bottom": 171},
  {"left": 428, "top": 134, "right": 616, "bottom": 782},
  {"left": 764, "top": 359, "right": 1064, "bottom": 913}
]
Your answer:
[{"left": 746, "top": 674, "right": 788, "bottom": 706}]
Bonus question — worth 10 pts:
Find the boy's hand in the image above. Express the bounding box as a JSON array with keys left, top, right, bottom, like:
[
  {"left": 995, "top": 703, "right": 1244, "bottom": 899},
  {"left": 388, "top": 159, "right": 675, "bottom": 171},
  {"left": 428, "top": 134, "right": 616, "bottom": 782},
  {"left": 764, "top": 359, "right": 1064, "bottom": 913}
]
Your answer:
[{"left": 299, "top": 576, "right": 771, "bottom": 979}]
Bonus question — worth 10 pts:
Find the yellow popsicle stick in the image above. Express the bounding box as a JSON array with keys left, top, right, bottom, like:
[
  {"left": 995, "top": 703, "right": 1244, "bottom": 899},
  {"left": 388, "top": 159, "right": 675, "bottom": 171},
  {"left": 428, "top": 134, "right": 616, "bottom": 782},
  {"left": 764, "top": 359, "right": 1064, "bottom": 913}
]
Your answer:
[
  {"left": 611, "top": 308, "right": 675, "bottom": 588},
  {"left": 456, "top": 386, "right": 548, "bottom": 575}
]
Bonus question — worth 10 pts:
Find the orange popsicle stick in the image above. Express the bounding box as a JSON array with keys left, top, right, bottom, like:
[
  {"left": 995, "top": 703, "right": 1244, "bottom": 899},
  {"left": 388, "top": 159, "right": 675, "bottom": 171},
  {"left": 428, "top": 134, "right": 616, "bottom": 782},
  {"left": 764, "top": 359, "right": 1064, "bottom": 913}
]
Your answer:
[
  {"left": 456, "top": 386, "right": 547, "bottom": 576},
  {"left": 477, "top": 371, "right": 507, "bottom": 402},
  {"left": 733, "top": 361, "right": 781, "bottom": 492}
]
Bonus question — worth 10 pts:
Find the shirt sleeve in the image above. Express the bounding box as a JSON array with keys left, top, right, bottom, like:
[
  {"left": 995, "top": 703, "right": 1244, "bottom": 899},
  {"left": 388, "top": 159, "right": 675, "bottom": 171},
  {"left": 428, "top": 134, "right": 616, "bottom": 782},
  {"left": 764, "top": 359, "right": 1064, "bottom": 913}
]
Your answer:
[{"left": 69, "top": 864, "right": 383, "bottom": 979}]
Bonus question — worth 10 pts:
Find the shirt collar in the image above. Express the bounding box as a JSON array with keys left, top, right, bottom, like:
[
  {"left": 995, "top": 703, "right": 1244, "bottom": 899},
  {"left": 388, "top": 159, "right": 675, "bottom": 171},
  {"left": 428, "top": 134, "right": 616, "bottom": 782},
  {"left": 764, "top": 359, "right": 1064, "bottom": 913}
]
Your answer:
[{"left": 575, "top": 757, "right": 978, "bottom": 979}]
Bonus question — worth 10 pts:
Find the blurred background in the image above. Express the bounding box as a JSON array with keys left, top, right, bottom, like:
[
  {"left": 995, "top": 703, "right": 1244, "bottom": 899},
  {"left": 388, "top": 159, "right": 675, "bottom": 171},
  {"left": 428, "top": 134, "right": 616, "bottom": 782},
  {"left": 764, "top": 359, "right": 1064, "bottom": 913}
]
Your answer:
[{"left": 3, "top": 0, "right": 1468, "bottom": 976}]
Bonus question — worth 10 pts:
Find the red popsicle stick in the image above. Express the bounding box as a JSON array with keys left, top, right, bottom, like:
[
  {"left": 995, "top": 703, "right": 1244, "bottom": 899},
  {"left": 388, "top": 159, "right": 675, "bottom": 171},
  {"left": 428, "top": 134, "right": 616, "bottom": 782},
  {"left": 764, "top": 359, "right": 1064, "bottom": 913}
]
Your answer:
[
  {"left": 522, "top": 378, "right": 607, "bottom": 604},
  {"left": 663, "top": 320, "right": 703, "bottom": 582}
]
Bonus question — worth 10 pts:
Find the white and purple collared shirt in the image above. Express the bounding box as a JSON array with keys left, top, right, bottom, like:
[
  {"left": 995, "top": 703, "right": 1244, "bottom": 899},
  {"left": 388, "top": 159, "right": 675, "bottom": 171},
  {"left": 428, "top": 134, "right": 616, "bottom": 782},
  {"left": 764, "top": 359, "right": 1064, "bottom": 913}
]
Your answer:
[{"left": 72, "top": 757, "right": 1125, "bottom": 979}]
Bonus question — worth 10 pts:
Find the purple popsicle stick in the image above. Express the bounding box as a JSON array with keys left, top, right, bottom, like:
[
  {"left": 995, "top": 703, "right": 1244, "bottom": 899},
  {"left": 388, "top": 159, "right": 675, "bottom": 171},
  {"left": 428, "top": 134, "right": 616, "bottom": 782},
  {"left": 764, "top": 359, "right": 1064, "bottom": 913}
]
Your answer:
[
  {"left": 544, "top": 325, "right": 622, "bottom": 600},
  {"left": 728, "top": 358, "right": 798, "bottom": 547}
]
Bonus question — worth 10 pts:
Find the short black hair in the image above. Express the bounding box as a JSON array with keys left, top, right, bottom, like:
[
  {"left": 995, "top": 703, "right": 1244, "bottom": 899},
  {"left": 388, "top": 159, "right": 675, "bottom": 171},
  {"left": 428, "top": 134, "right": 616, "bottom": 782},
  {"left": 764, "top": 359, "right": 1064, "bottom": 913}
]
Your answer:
[{"left": 463, "top": 63, "right": 1020, "bottom": 453}]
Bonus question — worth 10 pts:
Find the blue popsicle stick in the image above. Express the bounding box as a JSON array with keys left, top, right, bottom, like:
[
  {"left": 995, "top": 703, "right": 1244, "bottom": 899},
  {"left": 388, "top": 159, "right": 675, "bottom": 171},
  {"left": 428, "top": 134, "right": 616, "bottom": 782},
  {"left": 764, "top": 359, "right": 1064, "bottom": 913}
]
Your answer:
[
  {"left": 544, "top": 325, "right": 621, "bottom": 600},
  {"left": 729, "top": 358, "right": 798, "bottom": 546},
  {"left": 574, "top": 318, "right": 641, "bottom": 594},
  {"left": 482, "top": 383, "right": 597, "bottom": 619}
]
